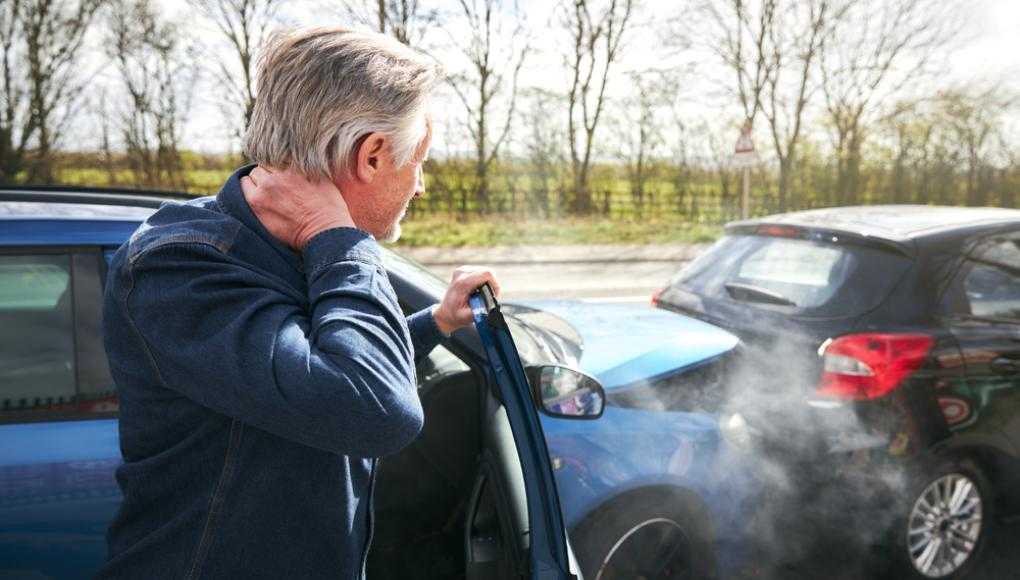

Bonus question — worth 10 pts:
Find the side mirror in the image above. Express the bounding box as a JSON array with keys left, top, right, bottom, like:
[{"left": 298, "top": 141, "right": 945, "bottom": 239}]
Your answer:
[{"left": 525, "top": 364, "right": 605, "bottom": 420}]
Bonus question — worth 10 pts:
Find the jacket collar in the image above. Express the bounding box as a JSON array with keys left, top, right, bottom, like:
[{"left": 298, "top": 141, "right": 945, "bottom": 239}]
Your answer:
[{"left": 216, "top": 164, "right": 304, "bottom": 273}]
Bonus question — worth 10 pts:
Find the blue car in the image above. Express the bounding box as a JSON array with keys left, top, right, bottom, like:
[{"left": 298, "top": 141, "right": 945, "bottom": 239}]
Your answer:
[{"left": 0, "top": 187, "right": 753, "bottom": 579}]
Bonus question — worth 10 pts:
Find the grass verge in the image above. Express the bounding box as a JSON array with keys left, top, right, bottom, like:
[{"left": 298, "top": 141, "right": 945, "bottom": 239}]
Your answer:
[{"left": 394, "top": 215, "right": 722, "bottom": 247}]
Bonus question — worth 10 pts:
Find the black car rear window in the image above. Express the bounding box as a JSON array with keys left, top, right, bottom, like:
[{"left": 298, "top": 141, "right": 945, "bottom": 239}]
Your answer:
[{"left": 674, "top": 234, "right": 912, "bottom": 318}]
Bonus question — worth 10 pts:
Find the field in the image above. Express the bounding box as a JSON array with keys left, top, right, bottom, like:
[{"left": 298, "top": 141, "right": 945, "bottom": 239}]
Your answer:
[{"left": 51, "top": 165, "right": 729, "bottom": 247}]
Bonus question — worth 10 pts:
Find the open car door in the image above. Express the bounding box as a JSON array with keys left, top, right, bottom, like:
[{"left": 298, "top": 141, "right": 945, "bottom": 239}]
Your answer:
[{"left": 467, "top": 285, "right": 577, "bottom": 580}]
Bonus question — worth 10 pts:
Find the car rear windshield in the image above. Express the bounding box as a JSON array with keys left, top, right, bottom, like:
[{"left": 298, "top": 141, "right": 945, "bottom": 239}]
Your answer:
[{"left": 673, "top": 234, "right": 912, "bottom": 318}]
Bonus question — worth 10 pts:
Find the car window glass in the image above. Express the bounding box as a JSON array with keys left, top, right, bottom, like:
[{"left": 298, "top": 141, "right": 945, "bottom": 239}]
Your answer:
[
  {"left": 380, "top": 248, "right": 448, "bottom": 300},
  {"left": 416, "top": 343, "right": 471, "bottom": 392},
  {"left": 977, "top": 237, "right": 1020, "bottom": 268},
  {"left": 964, "top": 262, "right": 1020, "bottom": 322},
  {"left": 0, "top": 254, "right": 76, "bottom": 415},
  {"left": 674, "top": 234, "right": 908, "bottom": 317}
]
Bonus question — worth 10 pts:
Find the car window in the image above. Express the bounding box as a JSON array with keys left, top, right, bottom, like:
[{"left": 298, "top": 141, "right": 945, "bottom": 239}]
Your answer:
[
  {"left": 0, "top": 254, "right": 77, "bottom": 415},
  {"left": 417, "top": 343, "right": 471, "bottom": 392},
  {"left": 0, "top": 251, "right": 118, "bottom": 421},
  {"left": 734, "top": 239, "right": 850, "bottom": 308},
  {"left": 673, "top": 234, "right": 911, "bottom": 317},
  {"left": 963, "top": 237, "right": 1020, "bottom": 322},
  {"left": 380, "top": 248, "right": 448, "bottom": 300}
]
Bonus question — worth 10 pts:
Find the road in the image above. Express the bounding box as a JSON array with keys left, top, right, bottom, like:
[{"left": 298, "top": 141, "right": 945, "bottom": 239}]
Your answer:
[{"left": 422, "top": 259, "right": 681, "bottom": 302}]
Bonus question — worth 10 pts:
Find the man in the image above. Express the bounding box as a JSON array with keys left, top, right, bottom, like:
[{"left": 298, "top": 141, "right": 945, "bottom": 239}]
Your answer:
[{"left": 98, "top": 28, "right": 497, "bottom": 579}]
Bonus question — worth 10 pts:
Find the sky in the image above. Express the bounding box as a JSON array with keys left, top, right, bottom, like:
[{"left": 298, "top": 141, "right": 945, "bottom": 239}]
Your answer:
[{"left": 107, "top": 0, "right": 1020, "bottom": 156}]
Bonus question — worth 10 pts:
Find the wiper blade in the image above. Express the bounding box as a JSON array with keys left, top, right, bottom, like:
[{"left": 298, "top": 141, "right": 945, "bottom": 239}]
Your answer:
[{"left": 724, "top": 282, "right": 797, "bottom": 307}]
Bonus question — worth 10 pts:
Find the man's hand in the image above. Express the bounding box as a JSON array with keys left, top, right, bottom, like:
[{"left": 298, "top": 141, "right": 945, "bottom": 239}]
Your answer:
[
  {"left": 240, "top": 166, "right": 356, "bottom": 250},
  {"left": 433, "top": 267, "right": 501, "bottom": 335}
]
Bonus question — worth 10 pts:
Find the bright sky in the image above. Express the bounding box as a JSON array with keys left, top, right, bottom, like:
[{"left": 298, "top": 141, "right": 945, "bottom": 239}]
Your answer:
[{"left": 122, "top": 0, "right": 1020, "bottom": 155}]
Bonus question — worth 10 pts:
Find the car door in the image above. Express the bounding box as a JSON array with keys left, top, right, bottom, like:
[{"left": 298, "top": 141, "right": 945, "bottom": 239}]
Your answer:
[
  {"left": 469, "top": 285, "right": 576, "bottom": 580},
  {"left": 0, "top": 247, "right": 122, "bottom": 578},
  {"left": 943, "top": 231, "right": 1020, "bottom": 455}
]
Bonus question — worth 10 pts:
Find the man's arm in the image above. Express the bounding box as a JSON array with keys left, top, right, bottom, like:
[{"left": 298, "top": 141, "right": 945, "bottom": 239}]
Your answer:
[
  {"left": 122, "top": 228, "right": 422, "bottom": 458},
  {"left": 406, "top": 309, "right": 444, "bottom": 363}
]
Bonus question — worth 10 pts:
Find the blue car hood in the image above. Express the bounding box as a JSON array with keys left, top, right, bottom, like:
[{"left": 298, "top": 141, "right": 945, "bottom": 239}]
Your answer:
[{"left": 512, "top": 300, "right": 738, "bottom": 391}]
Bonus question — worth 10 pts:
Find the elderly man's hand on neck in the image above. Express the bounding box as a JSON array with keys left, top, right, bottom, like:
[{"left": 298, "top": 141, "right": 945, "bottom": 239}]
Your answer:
[{"left": 241, "top": 165, "right": 356, "bottom": 250}]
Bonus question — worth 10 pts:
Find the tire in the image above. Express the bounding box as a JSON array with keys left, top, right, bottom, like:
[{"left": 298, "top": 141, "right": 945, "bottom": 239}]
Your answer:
[
  {"left": 885, "top": 458, "right": 994, "bottom": 580},
  {"left": 572, "top": 489, "right": 716, "bottom": 580}
]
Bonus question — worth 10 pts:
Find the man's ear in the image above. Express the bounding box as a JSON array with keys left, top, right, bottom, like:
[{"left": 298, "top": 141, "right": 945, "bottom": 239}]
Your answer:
[{"left": 355, "top": 132, "right": 387, "bottom": 182}]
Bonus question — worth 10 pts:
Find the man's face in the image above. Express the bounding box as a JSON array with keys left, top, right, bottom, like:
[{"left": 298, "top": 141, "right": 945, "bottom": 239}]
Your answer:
[{"left": 374, "top": 119, "right": 432, "bottom": 243}]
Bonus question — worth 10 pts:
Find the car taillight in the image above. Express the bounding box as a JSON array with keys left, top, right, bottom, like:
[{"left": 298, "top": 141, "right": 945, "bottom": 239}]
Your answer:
[
  {"left": 651, "top": 286, "right": 666, "bottom": 306},
  {"left": 816, "top": 333, "right": 934, "bottom": 400}
]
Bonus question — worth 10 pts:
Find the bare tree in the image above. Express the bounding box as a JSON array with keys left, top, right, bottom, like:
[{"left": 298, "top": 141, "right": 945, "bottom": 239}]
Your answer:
[
  {"left": 821, "top": 0, "right": 957, "bottom": 205},
  {"left": 940, "top": 87, "right": 1016, "bottom": 207},
  {"left": 108, "top": 0, "right": 197, "bottom": 189},
  {"left": 0, "top": 0, "right": 106, "bottom": 183},
  {"left": 562, "top": 0, "right": 636, "bottom": 214},
  {"left": 446, "top": 0, "right": 528, "bottom": 212},
  {"left": 338, "top": 0, "right": 438, "bottom": 46},
  {"left": 189, "top": 0, "right": 280, "bottom": 145},
  {"left": 700, "top": 0, "right": 776, "bottom": 128},
  {"left": 520, "top": 87, "right": 567, "bottom": 217},
  {"left": 704, "top": 0, "right": 848, "bottom": 211},
  {"left": 612, "top": 72, "right": 667, "bottom": 216}
]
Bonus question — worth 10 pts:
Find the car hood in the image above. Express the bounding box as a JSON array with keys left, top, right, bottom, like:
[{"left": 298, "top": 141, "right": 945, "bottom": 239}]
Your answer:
[{"left": 511, "top": 300, "right": 739, "bottom": 391}]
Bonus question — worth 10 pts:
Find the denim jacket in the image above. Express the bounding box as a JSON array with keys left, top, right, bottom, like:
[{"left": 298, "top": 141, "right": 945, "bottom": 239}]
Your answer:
[{"left": 97, "top": 166, "right": 443, "bottom": 579}]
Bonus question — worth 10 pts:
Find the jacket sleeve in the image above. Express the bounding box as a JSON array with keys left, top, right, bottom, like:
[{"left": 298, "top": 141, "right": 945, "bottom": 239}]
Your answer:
[
  {"left": 406, "top": 308, "right": 445, "bottom": 364},
  {"left": 122, "top": 227, "right": 423, "bottom": 457}
]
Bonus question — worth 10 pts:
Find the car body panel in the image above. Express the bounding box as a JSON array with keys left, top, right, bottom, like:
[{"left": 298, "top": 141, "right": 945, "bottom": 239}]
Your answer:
[
  {"left": 0, "top": 219, "right": 145, "bottom": 247},
  {"left": 0, "top": 420, "right": 121, "bottom": 577},
  {"left": 516, "top": 300, "right": 739, "bottom": 389}
]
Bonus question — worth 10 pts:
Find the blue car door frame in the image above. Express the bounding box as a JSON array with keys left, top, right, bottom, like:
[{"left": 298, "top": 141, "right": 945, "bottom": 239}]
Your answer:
[{"left": 470, "top": 285, "right": 576, "bottom": 580}]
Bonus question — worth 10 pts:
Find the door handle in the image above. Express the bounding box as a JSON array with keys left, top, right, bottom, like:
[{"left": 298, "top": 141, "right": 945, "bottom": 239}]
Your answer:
[{"left": 990, "top": 357, "right": 1020, "bottom": 375}]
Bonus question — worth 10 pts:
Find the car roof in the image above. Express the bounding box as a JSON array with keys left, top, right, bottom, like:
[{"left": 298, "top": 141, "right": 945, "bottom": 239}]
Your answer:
[
  {"left": 0, "top": 186, "right": 184, "bottom": 246},
  {"left": 0, "top": 186, "right": 184, "bottom": 218},
  {"left": 728, "top": 205, "right": 1020, "bottom": 246}
]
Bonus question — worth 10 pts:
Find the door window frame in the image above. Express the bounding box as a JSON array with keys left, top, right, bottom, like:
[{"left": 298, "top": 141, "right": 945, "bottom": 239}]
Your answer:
[{"left": 0, "top": 245, "right": 117, "bottom": 424}]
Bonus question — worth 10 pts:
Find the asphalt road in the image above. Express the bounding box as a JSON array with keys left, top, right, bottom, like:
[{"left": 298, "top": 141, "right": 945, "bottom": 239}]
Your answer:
[
  {"left": 423, "top": 259, "right": 679, "bottom": 302},
  {"left": 746, "top": 520, "right": 1020, "bottom": 579}
]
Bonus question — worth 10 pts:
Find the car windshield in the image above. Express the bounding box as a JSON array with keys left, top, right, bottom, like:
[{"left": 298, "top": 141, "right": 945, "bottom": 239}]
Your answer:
[
  {"left": 674, "top": 234, "right": 912, "bottom": 317},
  {"left": 380, "top": 248, "right": 449, "bottom": 300},
  {"left": 380, "top": 248, "right": 582, "bottom": 366}
]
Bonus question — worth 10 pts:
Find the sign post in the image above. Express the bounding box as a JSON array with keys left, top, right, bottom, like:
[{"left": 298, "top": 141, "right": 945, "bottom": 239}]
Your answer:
[{"left": 733, "top": 120, "right": 756, "bottom": 219}]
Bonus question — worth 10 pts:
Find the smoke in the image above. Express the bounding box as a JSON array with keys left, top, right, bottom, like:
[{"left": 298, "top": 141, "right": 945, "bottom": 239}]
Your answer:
[
  {"left": 613, "top": 330, "right": 916, "bottom": 579},
  {"left": 715, "top": 335, "right": 910, "bottom": 579}
]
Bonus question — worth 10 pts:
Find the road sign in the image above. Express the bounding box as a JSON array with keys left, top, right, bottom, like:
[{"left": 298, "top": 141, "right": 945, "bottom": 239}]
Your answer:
[
  {"left": 733, "top": 120, "right": 755, "bottom": 219},
  {"left": 732, "top": 120, "right": 757, "bottom": 168}
]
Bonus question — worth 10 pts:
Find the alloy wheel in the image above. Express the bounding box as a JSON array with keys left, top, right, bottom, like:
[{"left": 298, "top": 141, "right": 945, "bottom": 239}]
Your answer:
[
  {"left": 907, "top": 473, "right": 983, "bottom": 578},
  {"left": 595, "top": 518, "right": 693, "bottom": 580}
]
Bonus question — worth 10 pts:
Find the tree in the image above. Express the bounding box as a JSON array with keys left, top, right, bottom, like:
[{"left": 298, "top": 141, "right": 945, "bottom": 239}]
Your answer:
[
  {"left": 339, "top": 0, "right": 438, "bottom": 46},
  {"left": 612, "top": 72, "right": 668, "bottom": 216},
  {"left": 108, "top": 0, "right": 197, "bottom": 189},
  {"left": 820, "top": 0, "right": 957, "bottom": 205},
  {"left": 519, "top": 88, "right": 567, "bottom": 217},
  {"left": 940, "top": 87, "right": 1016, "bottom": 207},
  {"left": 562, "top": 0, "right": 636, "bottom": 214},
  {"left": 188, "top": 0, "right": 281, "bottom": 144},
  {"left": 0, "top": 0, "right": 106, "bottom": 183},
  {"left": 446, "top": 0, "right": 528, "bottom": 212},
  {"left": 704, "top": 0, "right": 848, "bottom": 211}
]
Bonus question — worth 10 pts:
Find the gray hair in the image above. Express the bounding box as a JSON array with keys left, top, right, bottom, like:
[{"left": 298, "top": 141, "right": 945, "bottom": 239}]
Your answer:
[{"left": 244, "top": 28, "right": 443, "bottom": 180}]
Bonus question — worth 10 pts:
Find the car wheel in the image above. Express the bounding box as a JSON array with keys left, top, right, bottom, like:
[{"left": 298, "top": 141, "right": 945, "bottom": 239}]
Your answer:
[
  {"left": 572, "top": 490, "right": 715, "bottom": 580},
  {"left": 889, "top": 459, "right": 992, "bottom": 580}
]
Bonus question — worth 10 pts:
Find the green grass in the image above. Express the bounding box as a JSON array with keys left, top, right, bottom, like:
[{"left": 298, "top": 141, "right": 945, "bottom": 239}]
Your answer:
[{"left": 394, "top": 215, "right": 722, "bottom": 247}]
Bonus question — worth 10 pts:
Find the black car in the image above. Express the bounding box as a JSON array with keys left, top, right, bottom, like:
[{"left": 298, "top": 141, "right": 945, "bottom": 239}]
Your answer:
[{"left": 654, "top": 205, "right": 1020, "bottom": 579}]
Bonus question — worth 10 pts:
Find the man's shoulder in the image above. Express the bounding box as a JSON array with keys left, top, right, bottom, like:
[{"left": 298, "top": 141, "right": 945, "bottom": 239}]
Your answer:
[{"left": 125, "top": 197, "right": 242, "bottom": 265}]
